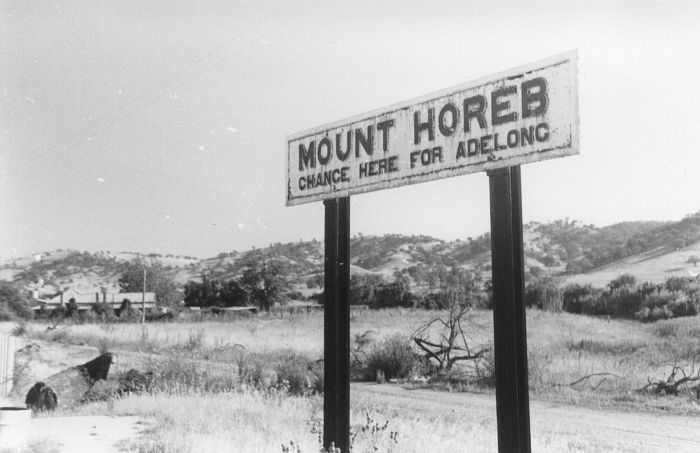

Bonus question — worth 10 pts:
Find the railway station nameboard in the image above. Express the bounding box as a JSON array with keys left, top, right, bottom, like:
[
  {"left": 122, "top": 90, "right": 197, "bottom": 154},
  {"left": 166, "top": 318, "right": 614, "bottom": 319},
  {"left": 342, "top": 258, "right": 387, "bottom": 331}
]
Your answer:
[{"left": 286, "top": 51, "right": 578, "bottom": 206}]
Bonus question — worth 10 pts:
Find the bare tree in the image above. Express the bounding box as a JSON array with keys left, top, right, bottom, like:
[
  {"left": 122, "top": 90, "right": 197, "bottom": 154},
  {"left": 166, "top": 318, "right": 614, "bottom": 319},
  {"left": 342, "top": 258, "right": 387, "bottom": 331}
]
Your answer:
[{"left": 412, "top": 266, "right": 490, "bottom": 377}]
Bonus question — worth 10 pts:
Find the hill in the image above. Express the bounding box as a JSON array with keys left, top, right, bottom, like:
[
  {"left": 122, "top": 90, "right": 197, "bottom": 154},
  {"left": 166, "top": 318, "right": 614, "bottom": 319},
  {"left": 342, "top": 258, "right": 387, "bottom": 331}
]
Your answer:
[{"left": 2, "top": 210, "right": 700, "bottom": 297}]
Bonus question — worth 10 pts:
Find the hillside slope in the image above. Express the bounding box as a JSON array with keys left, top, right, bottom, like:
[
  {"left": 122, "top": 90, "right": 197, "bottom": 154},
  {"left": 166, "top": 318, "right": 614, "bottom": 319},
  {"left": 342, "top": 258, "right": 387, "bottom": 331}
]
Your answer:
[{"left": 2, "top": 210, "right": 699, "bottom": 294}]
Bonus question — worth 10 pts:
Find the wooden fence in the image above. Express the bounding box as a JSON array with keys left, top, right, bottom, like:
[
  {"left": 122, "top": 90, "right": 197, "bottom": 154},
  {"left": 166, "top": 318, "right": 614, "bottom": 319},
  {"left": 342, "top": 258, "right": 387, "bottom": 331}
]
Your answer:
[{"left": 0, "top": 334, "right": 15, "bottom": 398}]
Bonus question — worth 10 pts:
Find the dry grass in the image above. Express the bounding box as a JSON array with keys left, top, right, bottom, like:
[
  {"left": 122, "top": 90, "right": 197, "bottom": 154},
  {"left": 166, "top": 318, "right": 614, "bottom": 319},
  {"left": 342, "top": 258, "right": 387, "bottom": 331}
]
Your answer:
[
  {"left": 65, "top": 389, "right": 633, "bottom": 453},
  {"left": 23, "top": 309, "right": 700, "bottom": 406},
  {"left": 25, "top": 309, "right": 435, "bottom": 356},
  {"left": 18, "top": 309, "right": 700, "bottom": 451}
]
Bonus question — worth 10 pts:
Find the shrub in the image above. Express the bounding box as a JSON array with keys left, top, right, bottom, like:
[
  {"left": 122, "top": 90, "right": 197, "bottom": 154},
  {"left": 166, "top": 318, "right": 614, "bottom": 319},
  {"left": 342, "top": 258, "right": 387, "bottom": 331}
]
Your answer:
[
  {"left": 366, "top": 333, "right": 417, "bottom": 380},
  {"left": 149, "top": 348, "right": 237, "bottom": 393},
  {"left": 369, "top": 282, "right": 412, "bottom": 309},
  {"left": 273, "top": 353, "right": 323, "bottom": 395},
  {"left": 603, "top": 287, "right": 644, "bottom": 317},
  {"left": 664, "top": 276, "right": 696, "bottom": 293},
  {"left": 234, "top": 350, "right": 322, "bottom": 395},
  {"left": 0, "top": 284, "right": 34, "bottom": 320},
  {"left": 562, "top": 284, "right": 604, "bottom": 315},
  {"left": 608, "top": 273, "right": 637, "bottom": 292},
  {"left": 0, "top": 309, "right": 14, "bottom": 321},
  {"left": 635, "top": 289, "right": 700, "bottom": 322},
  {"left": 286, "top": 290, "right": 306, "bottom": 301},
  {"left": 11, "top": 321, "right": 27, "bottom": 336},
  {"left": 415, "top": 292, "right": 449, "bottom": 310},
  {"left": 524, "top": 280, "right": 562, "bottom": 312},
  {"left": 90, "top": 302, "right": 118, "bottom": 323}
]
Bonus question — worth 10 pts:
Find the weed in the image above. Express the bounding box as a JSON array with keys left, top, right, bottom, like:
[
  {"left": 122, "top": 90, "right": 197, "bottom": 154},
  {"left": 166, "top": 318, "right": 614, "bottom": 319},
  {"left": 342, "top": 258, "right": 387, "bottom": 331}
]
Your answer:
[
  {"left": 97, "top": 336, "right": 111, "bottom": 355},
  {"left": 184, "top": 329, "right": 206, "bottom": 351},
  {"left": 350, "top": 410, "right": 399, "bottom": 453},
  {"left": 565, "top": 338, "right": 642, "bottom": 356},
  {"left": 11, "top": 321, "right": 27, "bottom": 336}
]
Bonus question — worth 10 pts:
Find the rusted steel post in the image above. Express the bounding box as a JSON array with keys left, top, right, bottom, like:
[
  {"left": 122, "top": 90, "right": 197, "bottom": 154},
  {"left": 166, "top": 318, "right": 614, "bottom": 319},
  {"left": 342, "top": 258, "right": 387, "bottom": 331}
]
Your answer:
[
  {"left": 488, "top": 166, "right": 531, "bottom": 453},
  {"left": 323, "top": 197, "right": 351, "bottom": 452}
]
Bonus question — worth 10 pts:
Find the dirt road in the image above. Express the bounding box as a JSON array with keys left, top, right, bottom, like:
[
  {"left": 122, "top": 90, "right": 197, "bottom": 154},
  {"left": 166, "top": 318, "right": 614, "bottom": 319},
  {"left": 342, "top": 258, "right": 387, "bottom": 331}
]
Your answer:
[
  {"left": 352, "top": 383, "right": 700, "bottom": 453},
  {"left": 27, "top": 416, "right": 149, "bottom": 453}
]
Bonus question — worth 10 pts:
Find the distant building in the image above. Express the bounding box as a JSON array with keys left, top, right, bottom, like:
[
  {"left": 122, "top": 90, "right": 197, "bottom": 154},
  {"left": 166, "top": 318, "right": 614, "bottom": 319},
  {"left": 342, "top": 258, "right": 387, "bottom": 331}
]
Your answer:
[{"left": 32, "top": 287, "right": 156, "bottom": 312}]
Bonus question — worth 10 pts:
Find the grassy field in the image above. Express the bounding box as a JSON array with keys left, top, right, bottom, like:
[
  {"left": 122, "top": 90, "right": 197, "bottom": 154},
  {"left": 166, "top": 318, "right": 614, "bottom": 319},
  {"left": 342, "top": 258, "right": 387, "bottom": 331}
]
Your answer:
[
  {"left": 22, "top": 309, "right": 700, "bottom": 403},
  {"left": 10, "top": 309, "right": 700, "bottom": 452}
]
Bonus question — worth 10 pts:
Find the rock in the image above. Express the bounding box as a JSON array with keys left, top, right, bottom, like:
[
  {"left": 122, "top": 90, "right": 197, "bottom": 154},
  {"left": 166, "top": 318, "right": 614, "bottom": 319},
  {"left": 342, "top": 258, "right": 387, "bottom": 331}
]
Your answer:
[
  {"left": 24, "top": 382, "right": 57, "bottom": 412},
  {"left": 82, "top": 369, "right": 155, "bottom": 402},
  {"left": 82, "top": 379, "right": 121, "bottom": 403},
  {"left": 42, "top": 367, "right": 92, "bottom": 410}
]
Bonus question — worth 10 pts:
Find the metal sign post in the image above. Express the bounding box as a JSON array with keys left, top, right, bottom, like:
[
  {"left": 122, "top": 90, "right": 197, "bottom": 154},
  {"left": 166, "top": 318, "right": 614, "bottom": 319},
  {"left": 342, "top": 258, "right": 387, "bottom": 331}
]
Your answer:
[
  {"left": 323, "top": 197, "right": 351, "bottom": 452},
  {"left": 287, "top": 52, "right": 578, "bottom": 453},
  {"left": 489, "top": 166, "right": 530, "bottom": 452}
]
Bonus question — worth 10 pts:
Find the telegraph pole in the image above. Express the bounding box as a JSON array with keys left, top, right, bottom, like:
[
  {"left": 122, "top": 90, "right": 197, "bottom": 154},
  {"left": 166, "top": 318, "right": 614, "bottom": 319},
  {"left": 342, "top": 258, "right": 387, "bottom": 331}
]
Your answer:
[{"left": 142, "top": 267, "right": 146, "bottom": 324}]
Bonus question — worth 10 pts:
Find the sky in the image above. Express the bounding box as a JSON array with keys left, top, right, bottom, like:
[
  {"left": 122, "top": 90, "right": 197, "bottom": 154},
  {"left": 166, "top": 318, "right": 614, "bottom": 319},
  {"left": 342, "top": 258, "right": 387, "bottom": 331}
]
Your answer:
[{"left": 1, "top": 0, "right": 699, "bottom": 259}]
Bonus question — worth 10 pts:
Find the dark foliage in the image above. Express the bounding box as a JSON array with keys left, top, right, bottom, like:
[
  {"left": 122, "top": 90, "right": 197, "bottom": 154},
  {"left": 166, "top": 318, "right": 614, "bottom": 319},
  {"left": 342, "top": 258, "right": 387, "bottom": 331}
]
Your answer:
[
  {"left": 524, "top": 279, "right": 562, "bottom": 312},
  {"left": 562, "top": 275, "right": 700, "bottom": 322},
  {"left": 349, "top": 274, "right": 385, "bottom": 306},
  {"left": 366, "top": 334, "right": 418, "bottom": 380},
  {"left": 184, "top": 277, "right": 247, "bottom": 308},
  {"left": 25, "top": 382, "right": 57, "bottom": 412},
  {"left": 0, "top": 283, "right": 34, "bottom": 320},
  {"left": 118, "top": 369, "right": 154, "bottom": 395},
  {"left": 240, "top": 260, "right": 289, "bottom": 312},
  {"left": 77, "top": 353, "right": 114, "bottom": 384}
]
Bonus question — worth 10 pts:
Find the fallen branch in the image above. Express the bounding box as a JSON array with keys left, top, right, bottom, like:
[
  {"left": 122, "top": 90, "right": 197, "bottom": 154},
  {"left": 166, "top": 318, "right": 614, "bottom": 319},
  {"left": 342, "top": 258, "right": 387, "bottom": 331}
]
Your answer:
[
  {"left": 568, "top": 372, "right": 622, "bottom": 387},
  {"left": 638, "top": 359, "right": 700, "bottom": 398}
]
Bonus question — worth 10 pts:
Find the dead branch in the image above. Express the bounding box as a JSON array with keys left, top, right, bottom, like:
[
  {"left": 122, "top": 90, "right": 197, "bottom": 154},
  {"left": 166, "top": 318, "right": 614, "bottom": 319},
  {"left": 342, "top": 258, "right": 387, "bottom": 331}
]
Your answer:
[
  {"left": 638, "top": 359, "right": 700, "bottom": 398},
  {"left": 568, "top": 372, "right": 622, "bottom": 387}
]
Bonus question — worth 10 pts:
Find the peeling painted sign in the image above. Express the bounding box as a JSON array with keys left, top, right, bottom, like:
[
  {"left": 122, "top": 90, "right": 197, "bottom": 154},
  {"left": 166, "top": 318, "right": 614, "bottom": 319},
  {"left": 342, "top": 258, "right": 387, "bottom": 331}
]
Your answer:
[{"left": 286, "top": 51, "right": 579, "bottom": 206}]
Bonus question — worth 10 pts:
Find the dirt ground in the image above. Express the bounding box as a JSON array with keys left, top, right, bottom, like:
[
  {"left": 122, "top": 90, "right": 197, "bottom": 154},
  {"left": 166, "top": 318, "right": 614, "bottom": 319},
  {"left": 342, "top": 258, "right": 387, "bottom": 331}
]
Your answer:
[
  {"left": 24, "top": 416, "right": 150, "bottom": 453},
  {"left": 353, "top": 383, "right": 700, "bottom": 453},
  {"left": 2, "top": 335, "right": 151, "bottom": 453}
]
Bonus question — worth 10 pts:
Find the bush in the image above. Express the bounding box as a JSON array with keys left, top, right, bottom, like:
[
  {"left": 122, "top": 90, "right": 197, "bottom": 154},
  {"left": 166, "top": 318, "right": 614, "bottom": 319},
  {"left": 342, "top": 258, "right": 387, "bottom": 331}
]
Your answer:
[
  {"left": 608, "top": 273, "right": 637, "bottom": 292},
  {"left": 0, "top": 284, "right": 34, "bottom": 320},
  {"left": 636, "top": 290, "right": 700, "bottom": 322},
  {"left": 236, "top": 350, "right": 322, "bottom": 395},
  {"left": 366, "top": 334, "right": 417, "bottom": 380},
  {"left": 415, "top": 292, "right": 449, "bottom": 310},
  {"left": 273, "top": 353, "right": 323, "bottom": 395},
  {"left": 90, "top": 302, "right": 119, "bottom": 323},
  {"left": 603, "top": 287, "right": 644, "bottom": 317},
  {"left": 562, "top": 284, "right": 604, "bottom": 315},
  {"left": 149, "top": 349, "right": 237, "bottom": 393},
  {"left": 369, "top": 282, "right": 412, "bottom": 309},
  {"left": 665, "top": 276, "right": 696, "bottom": 293},
  {"left": 524, "top": 280, "right": 562, "bottom": 312}
]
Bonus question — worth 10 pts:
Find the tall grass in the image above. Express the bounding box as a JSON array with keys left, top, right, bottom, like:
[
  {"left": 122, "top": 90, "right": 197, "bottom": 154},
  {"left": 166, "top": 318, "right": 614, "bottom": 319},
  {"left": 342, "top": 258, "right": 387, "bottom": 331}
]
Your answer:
[{"left": 22, "top": 308, "right": 700, "bottom": 408}]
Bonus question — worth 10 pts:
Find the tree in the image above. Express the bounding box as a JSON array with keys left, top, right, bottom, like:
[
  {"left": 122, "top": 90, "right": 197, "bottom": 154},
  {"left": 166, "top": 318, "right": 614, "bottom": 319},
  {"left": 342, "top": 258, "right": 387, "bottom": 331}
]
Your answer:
[
  {"left": 349, "top": 274, "right": 384, "bottom": 306},
  {"left": 183, "top": 277, "right": 247, "bottom": 308},
  {"left": 118, "top": 259, "right": 180, "bottom": 308},
  {"left": 240, "top": 260, "right": 289, "bottom": 312},
  {"left": 0, "top": 283, "right": 33, "bottom": 320},
  {"left": 688, "top": 255, "right": 700, "bottom": 268},
  {"left": 412, "top": 266, "right": 489, "bottom": 375}
]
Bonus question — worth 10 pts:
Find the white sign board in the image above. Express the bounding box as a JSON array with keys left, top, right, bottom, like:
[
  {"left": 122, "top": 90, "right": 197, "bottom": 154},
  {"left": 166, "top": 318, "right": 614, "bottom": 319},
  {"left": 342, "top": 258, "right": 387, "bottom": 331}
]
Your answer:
[{"left": 286, "top": 51, "right": 578, "bottom": 206}]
